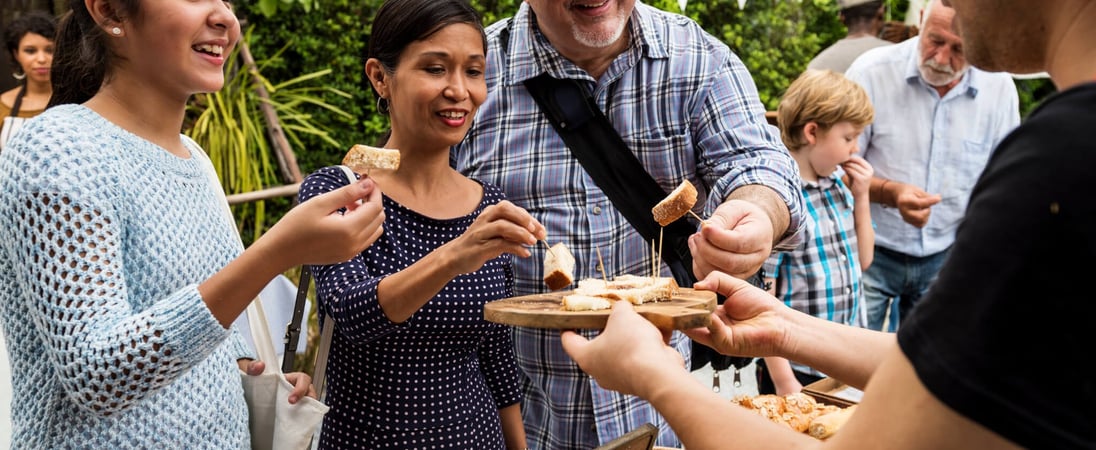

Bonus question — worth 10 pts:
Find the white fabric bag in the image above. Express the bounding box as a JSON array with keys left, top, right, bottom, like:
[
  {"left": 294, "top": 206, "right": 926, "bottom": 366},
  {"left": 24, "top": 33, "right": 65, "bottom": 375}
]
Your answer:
[
  {"left": 241, "top": 299, "right": 330, "bottom": 450},
  {"left": 0, "top": 116, "right": 27, "bottom": 150},
  {"left": 188, "top": 136, "right": 330, "bottom": 449}
]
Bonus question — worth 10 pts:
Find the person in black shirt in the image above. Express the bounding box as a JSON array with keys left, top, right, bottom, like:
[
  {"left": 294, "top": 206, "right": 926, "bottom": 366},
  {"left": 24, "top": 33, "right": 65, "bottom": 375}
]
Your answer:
[{"left": 559, "top": 0, "right": 1096, "bottom": 448}]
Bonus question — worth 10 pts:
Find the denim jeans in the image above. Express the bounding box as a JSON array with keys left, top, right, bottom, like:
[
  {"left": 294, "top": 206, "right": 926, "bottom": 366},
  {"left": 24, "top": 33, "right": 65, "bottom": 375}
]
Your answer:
[{"left": 861, "top": 246, "right": 950, "bottom": 331}]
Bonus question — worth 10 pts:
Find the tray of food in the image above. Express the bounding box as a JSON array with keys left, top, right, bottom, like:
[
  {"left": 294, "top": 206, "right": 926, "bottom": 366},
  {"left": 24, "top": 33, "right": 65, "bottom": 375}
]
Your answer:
[
  {"left": 483, "top": 280, "right": 716, "bottom": 331},
  {"left": 731, "top": 392, "right": 858, "bottom": 440}
]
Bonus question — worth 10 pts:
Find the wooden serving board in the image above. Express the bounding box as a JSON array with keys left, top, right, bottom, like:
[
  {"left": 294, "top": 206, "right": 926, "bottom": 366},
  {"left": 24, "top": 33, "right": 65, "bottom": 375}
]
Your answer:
[{"left": 483, "top": 288, "right": 716, "bottom": 330}]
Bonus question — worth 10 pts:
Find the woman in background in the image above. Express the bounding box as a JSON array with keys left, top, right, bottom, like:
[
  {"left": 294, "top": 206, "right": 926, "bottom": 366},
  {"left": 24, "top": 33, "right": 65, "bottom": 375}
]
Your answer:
[
  {"left": 0, "top": 11, "right": 56, "bottom": 149},
  {"left": 298, "top": 0, "right": 537, "bottom": 448}
]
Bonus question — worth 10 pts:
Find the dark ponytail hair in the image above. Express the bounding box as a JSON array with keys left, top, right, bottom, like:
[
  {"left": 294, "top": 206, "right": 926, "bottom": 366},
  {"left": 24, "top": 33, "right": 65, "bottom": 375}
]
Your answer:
[{"left": 48, "top": 0, "right": 140, "bottom": 107}]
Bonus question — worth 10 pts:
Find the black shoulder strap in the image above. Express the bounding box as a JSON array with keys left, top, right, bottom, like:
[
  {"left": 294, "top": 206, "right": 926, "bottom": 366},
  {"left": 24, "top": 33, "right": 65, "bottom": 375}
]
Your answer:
[
  {"left": 10, "top": 83, "right": 26, "bottom": 117},
  {"left": 523, "top": 73, "right": 698, "bottom": 285}
]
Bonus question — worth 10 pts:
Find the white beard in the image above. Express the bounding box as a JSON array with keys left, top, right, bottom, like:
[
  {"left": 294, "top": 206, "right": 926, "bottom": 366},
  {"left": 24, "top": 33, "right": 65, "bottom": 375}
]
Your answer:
[{"left": 572, "top": 8, "right": 630, "bottom": 48}]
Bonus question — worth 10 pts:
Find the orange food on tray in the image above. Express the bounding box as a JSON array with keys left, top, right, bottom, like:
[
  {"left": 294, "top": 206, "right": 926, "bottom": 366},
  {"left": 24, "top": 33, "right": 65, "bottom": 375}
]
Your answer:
[{"left": 731, "top": 393, "right": 856, "bottom": 439}]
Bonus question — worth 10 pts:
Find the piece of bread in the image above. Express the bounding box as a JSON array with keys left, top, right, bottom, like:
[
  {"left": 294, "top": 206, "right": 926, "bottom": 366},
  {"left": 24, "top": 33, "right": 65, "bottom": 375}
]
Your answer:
[
  {"left": 342, "top": 144, "right": 400, "bottom": 174},
  {"left": 543, "top": 242, "right": 575, "bottom": 291},
  {"left": 573, "top": 275, "right": 678, "bottom": 305},
  {"left": 808, "top": 405, "right": 857, "bottom": 440},
  {"left": 561, "top": 294, "right": 613, "bottom": 311},
  {"left": 652, "top": 179, "right": 698, "bottom": 226},
  {"left": 783, "top": 392, "right": 819, "bottom": 415},
  {"left": 733, "top": 393, "right": 854, "bottom": 439}
]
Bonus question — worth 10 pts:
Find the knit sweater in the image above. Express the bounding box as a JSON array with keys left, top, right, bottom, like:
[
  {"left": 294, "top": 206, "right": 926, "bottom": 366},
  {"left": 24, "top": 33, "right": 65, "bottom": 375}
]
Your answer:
[{"left": 0, "top": 105, "right": 254, "bottom": 448}]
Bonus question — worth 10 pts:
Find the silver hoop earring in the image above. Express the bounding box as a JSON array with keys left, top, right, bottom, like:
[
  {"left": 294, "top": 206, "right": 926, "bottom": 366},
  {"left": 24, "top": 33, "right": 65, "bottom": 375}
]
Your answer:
[
  {"left": 111, "top": 27, "right": 122, "bottom": 36},
  {"left": 12, "top": 71, "right": 25, "bottom": 81},
  {"left": 377, "top": 97, "right": 389, "bottom": 115}
]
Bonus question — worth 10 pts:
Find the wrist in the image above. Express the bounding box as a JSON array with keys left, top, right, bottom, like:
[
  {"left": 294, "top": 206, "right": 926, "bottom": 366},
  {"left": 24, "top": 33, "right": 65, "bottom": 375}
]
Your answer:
[{"left": 872, "top": 178, "right": 893, "bottom": 206}]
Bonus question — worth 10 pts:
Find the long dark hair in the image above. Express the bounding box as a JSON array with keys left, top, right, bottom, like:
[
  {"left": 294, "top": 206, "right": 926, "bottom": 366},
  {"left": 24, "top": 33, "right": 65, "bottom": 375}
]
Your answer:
[
  {"left": 366, "top": 0, "right": 484, "bottom": 145},
  {"left": 4, "top": 11, "right": 58, "bottom": 74},
  {"left": 48, "top": 0, "right": 140, "bottom": 107}
]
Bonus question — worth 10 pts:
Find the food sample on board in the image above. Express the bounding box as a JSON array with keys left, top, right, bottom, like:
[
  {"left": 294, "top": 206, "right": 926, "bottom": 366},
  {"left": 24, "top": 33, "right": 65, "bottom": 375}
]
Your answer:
[{"left": 652, "top": 179, "right": 699, "bottom": 226}]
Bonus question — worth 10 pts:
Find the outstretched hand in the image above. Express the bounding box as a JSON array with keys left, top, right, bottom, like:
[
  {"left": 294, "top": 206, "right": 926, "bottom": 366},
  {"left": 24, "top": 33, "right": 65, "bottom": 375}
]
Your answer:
[
  {"left": 561, "top": 301, "right": 686, "bottom": 398},
  {"left": 683, "top": 271, "right": 790, "bottom": 360},
  {"left": 688, "top": 199, "right": 774, "bottom": 279}
]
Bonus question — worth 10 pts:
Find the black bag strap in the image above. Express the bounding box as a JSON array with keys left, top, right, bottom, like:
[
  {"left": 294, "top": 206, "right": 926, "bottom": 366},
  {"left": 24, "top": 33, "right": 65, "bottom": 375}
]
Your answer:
[
  {"left": 10, "top": 83, "right": 26, "bottom": 117},
  {"left": 280, "top": 266, "right": 312, "bottom": 372},
  {"left": 523, "top": 73, "right": 698, "bottom": 286}
]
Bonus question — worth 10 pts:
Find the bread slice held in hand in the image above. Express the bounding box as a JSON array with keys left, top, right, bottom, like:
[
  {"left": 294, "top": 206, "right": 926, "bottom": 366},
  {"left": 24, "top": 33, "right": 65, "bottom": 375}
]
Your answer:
[
  {"left": 652, "top": 179, "right": 698, "bottom": 226},
  {"left": 543, "top": 242, "right": 576, "bottom": 291},
  {"left": 342, "top": 144, "right": 400, "bottom": 174}
]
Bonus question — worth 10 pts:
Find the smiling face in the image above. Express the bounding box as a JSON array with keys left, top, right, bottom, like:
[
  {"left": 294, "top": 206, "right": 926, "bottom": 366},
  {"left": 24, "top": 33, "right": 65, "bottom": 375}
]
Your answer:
[
  {"left": 370, "top": 23, "right": 487, "bottom": 152},
  {"left": 525, "top": 0, "right": 634, "bottom": 52},
  {"left": 917, "top": 2, "right": 969, "bottom": 88},
  {"left": 803, "top": 121, "right": 863, "bottom": 178},
  {"left": 111, "top": 0, "right": 240, "bottom": 100},
  {"left": 13, "top": 32, "right": 53, "bottom": 85}
]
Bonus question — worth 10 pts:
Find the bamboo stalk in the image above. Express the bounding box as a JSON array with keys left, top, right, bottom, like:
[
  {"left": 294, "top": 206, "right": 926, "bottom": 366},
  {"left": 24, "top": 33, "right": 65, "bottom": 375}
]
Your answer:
[{"left": 239, "top": 41, "right": 302, "bottom": 184}]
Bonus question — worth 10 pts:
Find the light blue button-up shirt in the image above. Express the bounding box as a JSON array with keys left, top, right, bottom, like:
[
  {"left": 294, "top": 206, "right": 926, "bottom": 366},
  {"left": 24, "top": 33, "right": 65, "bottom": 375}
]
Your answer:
[{"left": 846, "top": 37, "right": 1020, "bottom": 257}]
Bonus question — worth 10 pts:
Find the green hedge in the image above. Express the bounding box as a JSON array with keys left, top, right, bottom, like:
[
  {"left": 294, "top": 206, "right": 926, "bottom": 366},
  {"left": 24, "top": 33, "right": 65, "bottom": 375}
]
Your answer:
[
  {"left": 231, "top": 0, "right": 861, "bottom": 172},
  {"left": 224, "top": 0, "right": 1051, "bottom": 240}
]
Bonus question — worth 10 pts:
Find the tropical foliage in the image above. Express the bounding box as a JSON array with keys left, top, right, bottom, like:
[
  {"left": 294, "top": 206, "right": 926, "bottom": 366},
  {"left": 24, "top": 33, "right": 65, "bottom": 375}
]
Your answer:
[
  {"left": 185, "top": 28, "right": 352, "bottom": 243},
  {"left": 206, "top": 0, "right": 1053, "bottom": 374}
]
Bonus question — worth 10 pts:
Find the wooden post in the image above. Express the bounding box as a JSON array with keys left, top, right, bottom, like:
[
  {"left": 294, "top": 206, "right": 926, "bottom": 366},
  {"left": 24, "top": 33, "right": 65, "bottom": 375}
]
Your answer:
[{"left": 238, "top": 40, "right": 303, "bottom": 184}]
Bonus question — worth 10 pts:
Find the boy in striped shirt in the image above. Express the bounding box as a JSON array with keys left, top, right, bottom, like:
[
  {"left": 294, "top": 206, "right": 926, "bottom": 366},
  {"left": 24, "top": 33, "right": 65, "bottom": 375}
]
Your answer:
[{"left": 758, "top": 70, "right": 876, "bottom": 395}]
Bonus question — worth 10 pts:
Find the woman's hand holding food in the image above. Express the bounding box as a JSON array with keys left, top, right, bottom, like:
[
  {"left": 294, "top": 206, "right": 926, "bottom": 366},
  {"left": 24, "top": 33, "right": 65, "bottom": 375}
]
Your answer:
[{"left": 442, "top": 200, "right": 546, "bottom": 275}]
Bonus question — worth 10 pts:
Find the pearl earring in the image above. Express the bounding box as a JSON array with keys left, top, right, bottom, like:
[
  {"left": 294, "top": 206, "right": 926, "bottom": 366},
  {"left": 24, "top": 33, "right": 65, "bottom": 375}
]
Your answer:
[{"left": 111, "top": 27, "right": 122, "bottom": 36}]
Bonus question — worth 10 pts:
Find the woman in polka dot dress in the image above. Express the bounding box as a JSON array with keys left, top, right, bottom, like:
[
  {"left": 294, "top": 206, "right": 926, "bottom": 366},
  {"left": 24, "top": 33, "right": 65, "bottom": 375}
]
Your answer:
[{"left": 297, "top": 0, "right": 543, "bottom": 448}]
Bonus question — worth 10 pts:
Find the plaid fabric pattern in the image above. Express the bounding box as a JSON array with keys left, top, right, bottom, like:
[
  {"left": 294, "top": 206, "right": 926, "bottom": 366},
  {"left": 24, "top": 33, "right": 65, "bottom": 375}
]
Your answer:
[
  {"left": 452, "top": 3, "right": 803, "bottom": 449},
  {"left": 763, "top": 173, "right": 866, "bottom": 377}
]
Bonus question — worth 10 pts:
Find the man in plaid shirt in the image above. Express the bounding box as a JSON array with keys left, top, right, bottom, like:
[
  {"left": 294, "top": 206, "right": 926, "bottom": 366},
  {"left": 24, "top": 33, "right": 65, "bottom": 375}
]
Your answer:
[{"left": 452, "top": 1, "right": 804, "bottom": 448}]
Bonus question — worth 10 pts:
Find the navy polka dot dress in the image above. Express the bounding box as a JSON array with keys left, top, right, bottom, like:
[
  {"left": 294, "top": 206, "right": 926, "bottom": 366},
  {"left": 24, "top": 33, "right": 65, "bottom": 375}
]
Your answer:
[{"left": 298, "top": 166, "right": 522, "bottom": 450}]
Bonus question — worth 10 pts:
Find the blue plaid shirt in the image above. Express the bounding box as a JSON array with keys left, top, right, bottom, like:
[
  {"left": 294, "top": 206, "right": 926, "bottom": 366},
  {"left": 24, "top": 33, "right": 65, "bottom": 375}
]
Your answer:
[
  {"left": 452, "top": 3, "right": 803, "bottom": 448},
  {"left": 763, "top": 172, "right": 867, "bottom": 378}
]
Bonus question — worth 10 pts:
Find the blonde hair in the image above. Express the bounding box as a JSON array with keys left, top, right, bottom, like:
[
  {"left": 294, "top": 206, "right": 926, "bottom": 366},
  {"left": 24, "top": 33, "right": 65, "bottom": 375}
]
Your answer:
[{"left": 777, "top": 70, "right": 874, "bottom": 152}]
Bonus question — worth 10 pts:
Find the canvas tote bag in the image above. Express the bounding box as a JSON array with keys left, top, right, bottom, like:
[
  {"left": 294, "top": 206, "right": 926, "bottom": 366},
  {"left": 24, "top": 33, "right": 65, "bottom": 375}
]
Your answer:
[{"left": 189, "top": 136, "right": 329, "bottom": 449}]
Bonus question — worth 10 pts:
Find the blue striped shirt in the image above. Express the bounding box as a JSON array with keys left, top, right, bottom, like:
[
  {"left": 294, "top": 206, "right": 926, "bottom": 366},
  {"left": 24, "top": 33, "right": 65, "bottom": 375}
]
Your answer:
[
  {"left": 763, "top": 172, "right": 866, "bottom": 378},
  {"left": 452, "top": 2, "right": 803, "bottom": 448}
]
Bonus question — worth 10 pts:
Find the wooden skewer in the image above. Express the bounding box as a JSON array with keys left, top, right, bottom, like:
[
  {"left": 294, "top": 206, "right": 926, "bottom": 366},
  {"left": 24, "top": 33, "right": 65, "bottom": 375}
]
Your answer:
[
  {"left": 657, "top": 227, "right": 664, "bottom": 281},
  {"left": 595, "top": 245, "right": 609, "bottom": 284},
  {"left": 651, "top": 239, "right": 657, "bottom": 279},
  {"left": 688, "top": 210, "right": 707, "bottom": 225},
  {"left": 541, "top": 240, "right": 557, "bottom": 258}
]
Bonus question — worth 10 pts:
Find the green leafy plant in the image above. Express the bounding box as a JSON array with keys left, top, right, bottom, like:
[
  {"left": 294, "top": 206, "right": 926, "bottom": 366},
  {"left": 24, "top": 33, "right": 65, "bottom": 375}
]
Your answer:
[
  {"left": 185, "top": 28, "right": 352, "bottom": 243},
  {"left": 253, "top": 0, "right": 318, "bottom": 18}
]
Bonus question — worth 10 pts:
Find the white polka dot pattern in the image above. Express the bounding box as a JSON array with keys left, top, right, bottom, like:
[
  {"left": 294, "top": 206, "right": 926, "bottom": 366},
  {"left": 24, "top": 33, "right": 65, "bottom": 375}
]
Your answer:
[{"left": 300, "top": 167, "right": 522, "bottom": 449}]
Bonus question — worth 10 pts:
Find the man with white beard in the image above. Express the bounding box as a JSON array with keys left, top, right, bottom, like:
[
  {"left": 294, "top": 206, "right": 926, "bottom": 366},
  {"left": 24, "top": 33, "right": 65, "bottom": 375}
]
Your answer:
[{"left": 845, "top": 0, "right": 1019, "bottom": 332}]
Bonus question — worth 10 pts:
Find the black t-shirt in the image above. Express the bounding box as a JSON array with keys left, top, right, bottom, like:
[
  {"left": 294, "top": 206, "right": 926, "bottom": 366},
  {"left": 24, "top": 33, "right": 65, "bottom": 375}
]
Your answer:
[{"left": 898, "top": 82, "right": 1096, "bottom": 449}]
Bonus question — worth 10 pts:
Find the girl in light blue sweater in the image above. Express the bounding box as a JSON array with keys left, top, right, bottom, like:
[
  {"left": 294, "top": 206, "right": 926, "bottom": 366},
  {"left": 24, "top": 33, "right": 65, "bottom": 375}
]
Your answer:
[{"left": 0, "top": 1, "right": 385, "bottom": 448}]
